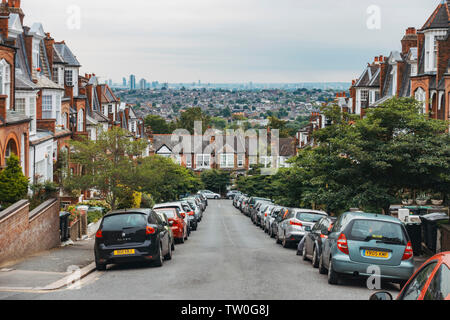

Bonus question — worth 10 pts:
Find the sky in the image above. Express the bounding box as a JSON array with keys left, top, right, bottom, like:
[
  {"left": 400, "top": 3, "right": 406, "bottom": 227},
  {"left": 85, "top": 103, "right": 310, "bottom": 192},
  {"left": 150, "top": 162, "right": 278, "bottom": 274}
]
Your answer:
[{"left": 22, "top": 0, "right": 441, "bottom": 84}]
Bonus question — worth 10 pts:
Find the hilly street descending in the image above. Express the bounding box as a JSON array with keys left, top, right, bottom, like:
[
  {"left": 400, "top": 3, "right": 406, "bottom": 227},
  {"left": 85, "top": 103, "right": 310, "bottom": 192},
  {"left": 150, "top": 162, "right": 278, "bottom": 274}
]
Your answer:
[{"left": 1, "top": 200, "right": 400, "bottom": 300}]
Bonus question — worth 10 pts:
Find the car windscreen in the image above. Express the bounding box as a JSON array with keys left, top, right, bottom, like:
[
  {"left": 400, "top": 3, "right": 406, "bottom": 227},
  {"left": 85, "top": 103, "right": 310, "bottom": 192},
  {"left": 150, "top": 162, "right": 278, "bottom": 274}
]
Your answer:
[
  {"left": 154, "top": 208, "right": 176, "bottom": 219},
  {"left": 347, "top": 219, "right": 407, "bottom": 244},
  {"left": 102, "top": 213, "right": 147, "bottom": 230},
  {"left": 296, "top": 212, "right": 326, "bottom": 223}
]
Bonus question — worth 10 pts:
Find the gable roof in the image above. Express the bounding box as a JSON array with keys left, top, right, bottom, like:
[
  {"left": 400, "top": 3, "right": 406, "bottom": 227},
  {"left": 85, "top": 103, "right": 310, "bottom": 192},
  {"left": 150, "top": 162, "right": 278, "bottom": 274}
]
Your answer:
[
  {"left": 54, "top": 42, "right": 81, "bottom": 67},
  {"left": 354, "top": 64, "right": 380, "bottom": 88},
  {"left": 421, "top": 1, "right": 450, "bottom": 31}
]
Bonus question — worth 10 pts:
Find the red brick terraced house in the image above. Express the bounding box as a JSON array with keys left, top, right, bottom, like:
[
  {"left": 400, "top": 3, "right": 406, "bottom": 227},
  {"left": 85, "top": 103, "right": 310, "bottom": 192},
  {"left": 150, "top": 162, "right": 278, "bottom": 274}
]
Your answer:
[
  {"left": 411, "top": 0, "right": 450, "bottom": 121},
  {"left": 298, "top": 0, "right": 450, "bottom": 149}
]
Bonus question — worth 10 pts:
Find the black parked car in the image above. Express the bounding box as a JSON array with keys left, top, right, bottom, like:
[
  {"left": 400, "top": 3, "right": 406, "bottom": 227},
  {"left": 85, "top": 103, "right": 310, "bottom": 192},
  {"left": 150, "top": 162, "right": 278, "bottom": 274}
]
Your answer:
[
  {"left": 94, "top": 209, "right": 172, "bottom": 270},
  {"left": 302, "top": 216, "right": 337, "bottom": 268}
]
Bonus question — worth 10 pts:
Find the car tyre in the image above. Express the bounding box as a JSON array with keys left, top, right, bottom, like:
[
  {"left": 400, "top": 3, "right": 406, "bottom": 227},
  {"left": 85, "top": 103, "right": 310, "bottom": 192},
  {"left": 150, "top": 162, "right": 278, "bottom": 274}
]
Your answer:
[
  {"left": 302, "top": 245, "right": 308, "bottom": 261},
  {"left": 312, "top": 246, "right": 319, "bottom": 268},
  {"left": 164, "top": 242, "right": 172, "bottom": 261},
  {"left": 171, "top": 241, "right": 175, "bottom": 251},
  {"left": 95, "top": 260, "right": 107, "bottom": 271},
  {"left": 180, "top": 235, "right": 185, "bottom": 244},
  {"left": 327, "top": 258, "right": 339, "bottom": 285},
  {"left": 318, "top": 254, "right": 327, "bottom": 275},
  {"left": 154, "top": 244, "right": 164, "bottom": 267},
  {"left": 282, "top": 237, "right": 289, "bottom": 248}
]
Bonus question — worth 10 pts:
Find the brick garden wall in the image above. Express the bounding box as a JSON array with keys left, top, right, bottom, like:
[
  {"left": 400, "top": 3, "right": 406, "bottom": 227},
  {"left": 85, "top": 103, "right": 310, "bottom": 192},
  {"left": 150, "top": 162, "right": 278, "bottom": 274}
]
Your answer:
[{"left": 0, "top": 199, "right": 60, "bottom": 266}]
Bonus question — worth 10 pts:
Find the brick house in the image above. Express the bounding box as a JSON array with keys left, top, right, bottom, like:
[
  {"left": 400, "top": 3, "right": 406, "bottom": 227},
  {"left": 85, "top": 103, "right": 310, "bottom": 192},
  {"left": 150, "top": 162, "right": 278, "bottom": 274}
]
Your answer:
[
  {"left": 150, "top": 133, "right": 296, "bottom": 173},
  {"left": 411, "top": 0, "right": 450, "bottom": 121}
]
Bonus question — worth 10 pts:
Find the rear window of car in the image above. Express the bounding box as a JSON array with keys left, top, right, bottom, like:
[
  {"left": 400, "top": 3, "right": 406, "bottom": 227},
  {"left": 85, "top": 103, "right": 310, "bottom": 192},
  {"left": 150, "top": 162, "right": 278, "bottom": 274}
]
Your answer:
[
  {"left": 154, "top": 208, "right": 176, "bottom": 219},
  {"left": 347, "top": 219, "right": 406, "bottom": 244},
  {"left": 296, "top": 212, "right": 326, "bottom": 223},
  {"left": 102, "top": 213, "right": 147, "bottom": 230}
]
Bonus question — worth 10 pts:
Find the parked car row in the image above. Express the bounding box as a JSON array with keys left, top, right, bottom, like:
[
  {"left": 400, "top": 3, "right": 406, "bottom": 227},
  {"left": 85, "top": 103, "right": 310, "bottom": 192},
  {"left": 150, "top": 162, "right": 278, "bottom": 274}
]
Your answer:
[
  {"left": 232, "top": 192, "right": 449, "bottom": 300},
  {"left": 94, "top": 192, "right": 209, "bottom": 270}
]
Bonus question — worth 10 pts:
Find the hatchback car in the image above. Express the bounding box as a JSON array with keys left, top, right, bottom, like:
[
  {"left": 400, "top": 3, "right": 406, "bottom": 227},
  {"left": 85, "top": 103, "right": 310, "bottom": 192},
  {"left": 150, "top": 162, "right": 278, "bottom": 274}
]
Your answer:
[
  {"left": 199, "top": 190, "right": 221, "bottom": 199},
  {"left": 154, "top": 202, "right": 190, "bottom": 239},
  {"left": 370, "top": 251, "right": 450, "bottom": 300},
  {"left": 257, "top": 202, "right": 273, "bottom": 228},
  {"left": 269, "top": 206, "right": 286, "bottom": 239},
  {"left": 302, "top": 216, "right": 337, "bottom": 267},
  {"left": 94, "top": 209, "right": 172, "bottom": 270},
  {"left": 277, "top": 208, "right": 328, "bottom": 248},
  {"left": 153, "top": 207, "right": 186, "bottom": 244},
  {"left": 154, "top": 210, "right": 176, "bottom": 252},
  {"left": 319, "top": 212, "right": 415, "bottom": 286}
]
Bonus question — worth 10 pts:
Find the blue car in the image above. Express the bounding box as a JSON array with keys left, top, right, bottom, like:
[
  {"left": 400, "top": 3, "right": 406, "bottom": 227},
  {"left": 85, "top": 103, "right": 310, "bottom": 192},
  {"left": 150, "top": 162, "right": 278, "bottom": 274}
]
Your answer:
[{"left": 319, "top": 212, "right": 415, "bottom": 287}]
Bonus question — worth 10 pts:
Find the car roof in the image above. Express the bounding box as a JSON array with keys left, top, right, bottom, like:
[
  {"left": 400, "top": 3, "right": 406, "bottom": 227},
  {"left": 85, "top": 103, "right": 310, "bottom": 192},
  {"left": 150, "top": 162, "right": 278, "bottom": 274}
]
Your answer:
[
  {"left": 104, "top": 208, "right": 151, "bottom": 217},
  {"left": 293, "top": 209, "right": 328, "bottom": 215},
  {"left": 341, "top": 211, "right": 402, "bottom": 224},
  {"left": 154, "top": 202, "right": 182, "bottom": 207}
]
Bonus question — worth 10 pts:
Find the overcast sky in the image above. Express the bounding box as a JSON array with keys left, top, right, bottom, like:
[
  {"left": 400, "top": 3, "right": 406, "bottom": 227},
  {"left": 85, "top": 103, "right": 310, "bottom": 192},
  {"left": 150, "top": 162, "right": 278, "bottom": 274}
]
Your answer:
[{"left": 22, "top": 0, "right": 439, "bottom": 83}]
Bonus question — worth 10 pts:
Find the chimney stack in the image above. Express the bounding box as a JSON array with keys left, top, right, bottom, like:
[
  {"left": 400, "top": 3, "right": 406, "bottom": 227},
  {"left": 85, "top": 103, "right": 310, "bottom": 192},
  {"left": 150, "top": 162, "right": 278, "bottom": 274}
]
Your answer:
[
  {"left": 401, "top": 27, "right": 418, "bottom": 55},
  {"left": 0, "top": 94, "right": 7, "bottom": 122}
]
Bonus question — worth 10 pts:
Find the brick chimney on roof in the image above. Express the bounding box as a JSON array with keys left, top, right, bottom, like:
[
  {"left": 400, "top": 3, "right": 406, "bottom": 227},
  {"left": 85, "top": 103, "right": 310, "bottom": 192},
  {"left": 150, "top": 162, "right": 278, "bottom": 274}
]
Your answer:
[
  {"left": 0, "top": 5, "right": 9, "bottom": 41},
  {"left": 44, "top": 33, "right": 55, "bottom": 72},
  {"left": 401, "top": 27, "right": 418, "bottom": 55}
]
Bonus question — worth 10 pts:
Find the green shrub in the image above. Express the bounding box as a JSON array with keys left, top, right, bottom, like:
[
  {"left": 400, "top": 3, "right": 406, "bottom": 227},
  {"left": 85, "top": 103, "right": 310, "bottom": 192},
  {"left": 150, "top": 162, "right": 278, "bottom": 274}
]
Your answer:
[{"left": 0, "top": 155, "right": 29, "bottom": 207}]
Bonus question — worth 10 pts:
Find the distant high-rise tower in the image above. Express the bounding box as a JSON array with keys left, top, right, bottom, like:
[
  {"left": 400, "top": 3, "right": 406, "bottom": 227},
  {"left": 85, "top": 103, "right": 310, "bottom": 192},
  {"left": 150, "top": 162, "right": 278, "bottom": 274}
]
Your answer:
[
  {"left": 122, "top": 77, "right": 127, "bottom": 87},
  {"left": 139, "top": 78, "right": 147, "bottom": 90},
  {"left": 129, "top": 75, "right": 136, "bottom": 90}
]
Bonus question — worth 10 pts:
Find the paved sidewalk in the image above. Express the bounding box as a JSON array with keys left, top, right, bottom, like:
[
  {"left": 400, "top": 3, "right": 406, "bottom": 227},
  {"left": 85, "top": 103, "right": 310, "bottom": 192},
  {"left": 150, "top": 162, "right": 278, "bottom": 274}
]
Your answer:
[{"left": 0, "top": 220, "right": 101, "bottom": 292}]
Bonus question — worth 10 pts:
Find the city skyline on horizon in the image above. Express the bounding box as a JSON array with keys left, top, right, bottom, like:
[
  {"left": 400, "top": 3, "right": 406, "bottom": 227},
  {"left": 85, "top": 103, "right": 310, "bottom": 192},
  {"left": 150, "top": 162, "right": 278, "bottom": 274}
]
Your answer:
[{"left": 23, "top": 0, "right": 440, "bottom": 83}]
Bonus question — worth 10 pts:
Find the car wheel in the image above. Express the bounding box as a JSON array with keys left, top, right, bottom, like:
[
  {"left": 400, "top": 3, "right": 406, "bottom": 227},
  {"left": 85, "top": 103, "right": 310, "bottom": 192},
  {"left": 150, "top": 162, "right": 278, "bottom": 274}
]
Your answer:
[
  {"left": 276, "top": 233, "right": 281, "bottom": 244},
  {"left": 327, "top": 258, "right": 339, "bottom": 285},
  {"left": 95, "top": 260, "right": 107, "bottom": 271},
  {"left": 180, "top": 235, "right": 185, "bottom": 244},
  {"left": 312, "top": 246, "right": 319, "bottom": 268},
  {"left": 171, "top": 241, "right": 175, "bottom": 251},
  {"left": 282, "top": 237, "right": 289, "bottom": 248},
  {"left": 302, "top": 245, "right": 308, "bottom": 261},
  {"left": 270, "top": 228, "right": 275, "bottom": 239},
  {"left": 154, "top": 244, "right": 164, "bottom": 267},
  {"left": 318, "top": 254, "right": 327, "bottom": 275},
  {"left": 215, "top": 196, "right": 219, "bottom": 199},
  {"left": 164, "top": 242, "right": 172, "bottom": 261}
]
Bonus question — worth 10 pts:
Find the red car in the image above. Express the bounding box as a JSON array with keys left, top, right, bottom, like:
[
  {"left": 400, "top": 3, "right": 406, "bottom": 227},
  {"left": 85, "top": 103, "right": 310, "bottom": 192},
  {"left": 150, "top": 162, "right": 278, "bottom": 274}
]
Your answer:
[
  {"left": 153, "top": 208, "right": 187, "bottom": 244},
  {"left": 370, "top": 251, "right": 450, "bottom": 300}
]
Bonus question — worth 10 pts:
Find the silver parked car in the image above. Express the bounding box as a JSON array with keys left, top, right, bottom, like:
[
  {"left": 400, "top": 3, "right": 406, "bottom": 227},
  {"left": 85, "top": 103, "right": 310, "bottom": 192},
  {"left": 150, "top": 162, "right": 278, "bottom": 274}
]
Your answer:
[
  {"left": 262, "top": 204, "right": 277, "bottom": 233},
  {"left": 276, "top": 208, "right": 328, "bottom": 248}
]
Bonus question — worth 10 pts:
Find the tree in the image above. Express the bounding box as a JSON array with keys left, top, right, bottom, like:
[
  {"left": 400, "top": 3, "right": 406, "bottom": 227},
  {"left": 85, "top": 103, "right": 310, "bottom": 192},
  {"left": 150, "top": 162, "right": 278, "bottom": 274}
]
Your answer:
[
  {"left": 210, "top": 117, "right": 227, "bottom": 130},
  {"left": 144, "top": 115, "right": 171, "bottom": 134},
  {"left": 201, "top": 170, "right": 231, "bottom": 195},
  {"left": 176, "top": 107, "right": 211, "bottom": 134},
  {"left": 221, "top": 107, "right": 232, "bottom": 118},
  {"left": 0, "top": 154, "right": 29, "bottom": 207},
  {"left": 64, "top": 127, "right": 148, "bottom": 210},
  {"left": 136, "top": 156, "right": 202, "bottom": 203}
]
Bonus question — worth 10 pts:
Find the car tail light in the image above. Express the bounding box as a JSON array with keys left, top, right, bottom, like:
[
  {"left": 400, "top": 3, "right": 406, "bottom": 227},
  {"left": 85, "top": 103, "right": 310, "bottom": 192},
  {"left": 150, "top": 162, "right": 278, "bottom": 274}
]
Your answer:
[
  {"left": 337, "top": 233, "right": 349, "bottom": 255},
  {"left": 290, "top": 220, "right": 303, "bottom": 227},
  {"left": 265, "top": 213, "right": 268, "bottom": 217},
  {"left": 188, "top": 211, "right": 195, "bottom": 216},
  {"left": 96, "top": 229, "right": 103, "bottom": 238},
  {"left": 146, "top": 226, "right": 156, "bottom": 235},
  {"left": 402, "top": 241, "right": 413, "bottom": 260}
]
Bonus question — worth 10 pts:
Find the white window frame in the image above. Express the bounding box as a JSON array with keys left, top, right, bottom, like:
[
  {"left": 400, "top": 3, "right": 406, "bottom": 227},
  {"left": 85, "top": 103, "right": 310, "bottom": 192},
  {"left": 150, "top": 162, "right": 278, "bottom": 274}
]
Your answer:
[
  {"left": 65, "top": 69, "right": 73, "bottom": 86},
  {"left": 15, "top": 98, "right": 26, "bottom": 114},
  {"left": 42, "top": 95, "right": 53, "bottom": 119},
  {"left": 186, "top": 155, "right": 192, "bottom": 168},
  {"left": 220, "top": 153, "right": 234, "bottom": 168},
  {"left": 237, "top": 154, "right": 244, "bottom": 167},
  {"left": 196, "top": 154, "right": 211, "bottom": 168},
  {"left": 77, "top": 108, "right": 84, "bottom": 132}
]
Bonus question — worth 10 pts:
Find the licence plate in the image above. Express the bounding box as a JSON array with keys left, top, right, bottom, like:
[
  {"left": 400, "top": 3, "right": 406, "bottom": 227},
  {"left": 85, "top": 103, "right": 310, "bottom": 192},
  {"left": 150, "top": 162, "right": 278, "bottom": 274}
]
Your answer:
[
  {"left": 113, "top": 249, "right": 135, "bottom": 256},
  {"left": 364, "top": 250, "right": 389, "bottom": 258}
]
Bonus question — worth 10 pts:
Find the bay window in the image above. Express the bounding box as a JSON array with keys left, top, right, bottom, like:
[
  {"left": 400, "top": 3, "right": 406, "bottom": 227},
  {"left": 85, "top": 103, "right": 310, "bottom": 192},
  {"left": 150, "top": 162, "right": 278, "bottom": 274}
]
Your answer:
[{"left": 65, "top": 69, "right": 73, "bottom": 86}]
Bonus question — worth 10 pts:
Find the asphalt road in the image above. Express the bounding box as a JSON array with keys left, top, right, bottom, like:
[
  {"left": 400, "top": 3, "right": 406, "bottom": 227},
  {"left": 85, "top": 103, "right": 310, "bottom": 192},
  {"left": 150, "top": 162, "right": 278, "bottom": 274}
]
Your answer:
[{"left": 2, "top": 200, "right": 399, "bottom": 300}]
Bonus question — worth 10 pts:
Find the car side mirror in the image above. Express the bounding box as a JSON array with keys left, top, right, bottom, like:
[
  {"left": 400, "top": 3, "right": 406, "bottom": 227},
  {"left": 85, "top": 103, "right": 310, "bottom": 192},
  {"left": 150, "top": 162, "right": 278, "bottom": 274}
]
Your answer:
[{"left": 369, "top": 292, "right": 393, "bottom": 301}]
